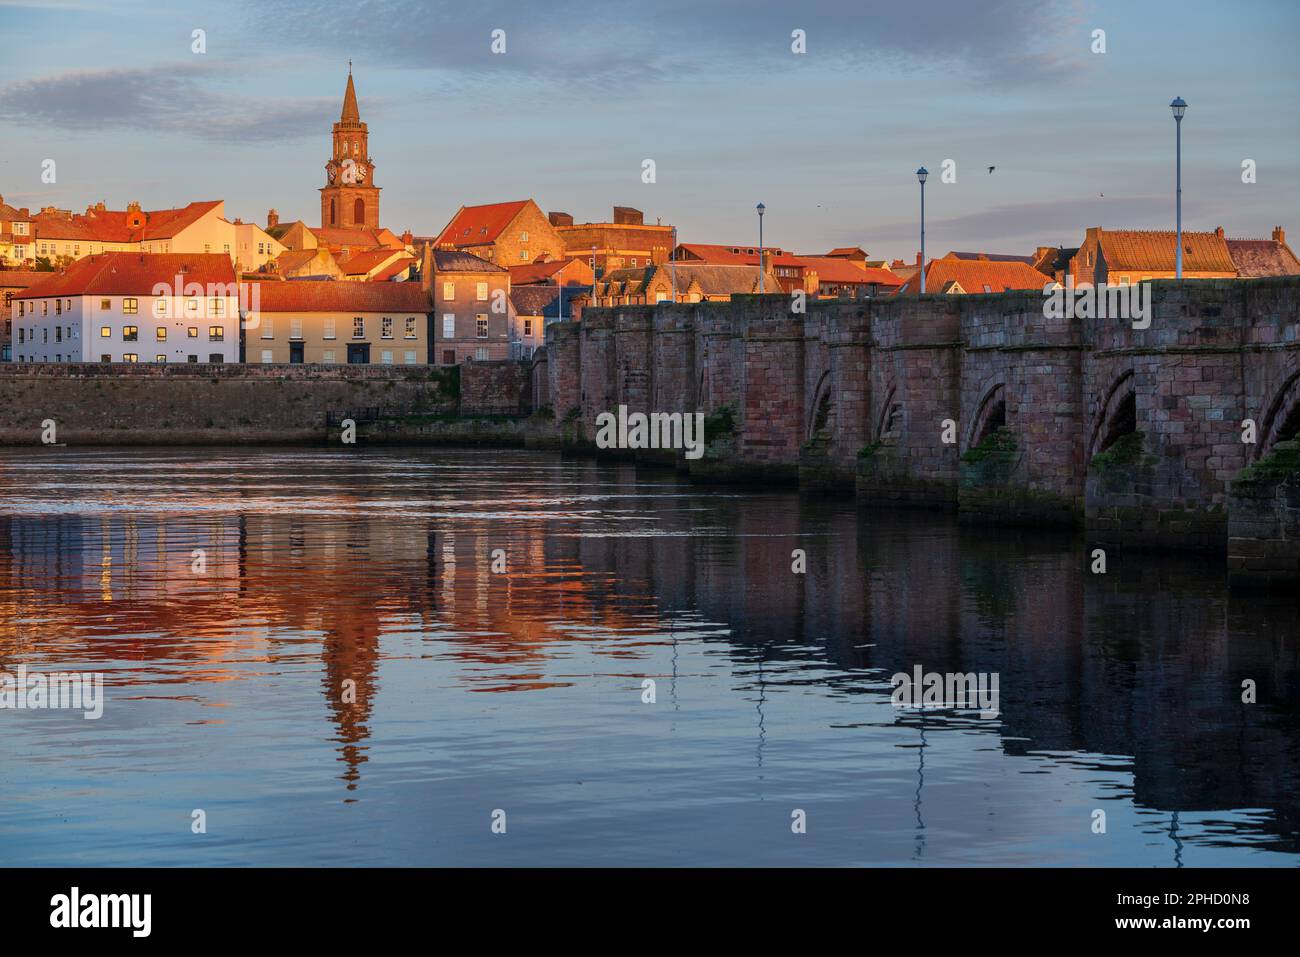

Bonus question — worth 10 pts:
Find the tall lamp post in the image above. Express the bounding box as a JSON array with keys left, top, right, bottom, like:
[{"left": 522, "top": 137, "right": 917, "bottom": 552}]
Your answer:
[
  {"left": 756, "top": 203, "right": 766, "bottom": 293},
  {"left": 1170, "top": 97, "right": 1187, "bottom": 280},
  {"left": 916, "top": 167, "right": 928, "bottom": 293}
]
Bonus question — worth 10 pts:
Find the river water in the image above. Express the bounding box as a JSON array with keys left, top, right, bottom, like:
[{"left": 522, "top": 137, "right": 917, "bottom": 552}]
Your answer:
[{"left": 0, "top": 447, "right": 1296, "bottom": 866}]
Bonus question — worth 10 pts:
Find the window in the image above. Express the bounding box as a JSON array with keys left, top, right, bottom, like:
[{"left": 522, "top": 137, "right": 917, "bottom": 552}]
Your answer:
[
  {"left": 188, "top": 327, "right": 198, "bottom": 338},
  {"left": 382, "top": 317, "right": 393, "bottom": 339},
  {"left": 55, "top": 300, "right": 62, "bottom": 315},
  {"left": 123, "top": 298, "right": 138, "bottom": 314},
  {"left": 185, "top": 298, "right": 199, "bottom": 315},
  {"left": 187, "top": 355, "right": 198, "bottom": 363},
  {"left": 261, "top": 350, "right": 273, "bottom": 363},
  {"left": 322, "top": 350, "right": 336, "bottom": 364},
  {"left": 476, "top": 315, "right": 488, "bottom": 338},
  {"left": 208, "top": 326, "right": 224, "bottom": 341},
  {"left": 404, "top": 316, "right": 417, "bottom": 338},
  {"left": 519, "top": 250, "right": 528, "bottom": 261},
  {"left": 17, "top": 329, "right": 23, "bottom": 344},
  {"left": 208, "top": 354, "right": 224, "bottom": 364},
  {"left": 55, "top": 327, "right": 62, "bottom": 342},
  {"left": 475, "top": 347, "right": 489, "bottom": 361},
  {"left": 352, "top": 317, "right": 364, "bottom": 338},
  {"left": 381, "top": 350, "right": 393, "bottom": 365},
  {"left": 156, "top": 327, "right": 167, "bottom": 341},
  {"left": 443, "top": 281, "right": 455, "bottom": 301},
  {"left": 323, "top": 317, "right": 336, "bottom": 339},
  {"left": 443, "top": 314, "right": 455, "bottom": 338},
  {"left": 443, "top": 350, "right": 456, "bottom": 364},
  {"left": 404, "top": 350, "right": 417, "bottom": 365},
  {"left": 123, "top": 326, "right": 138, "bottom": 341},
  {"left": 520, "top": 231, "right": 529, "bottom": 242},
  {"left": 476, "top": 282, "right": 488, "bottom": 301},
  {"left": 523, "top": 318, "right": 533, "bottom": 336},
  {"left": 210, "top": 298, "right": 224, "bottom": 316},
  {"left": 290, "top": 317, "right": 303, "bottom": 340},
  {"left": 155, "top": 355, "right": 167, "bottom": 362},
  {"left": 261, "top": 316, "right": 274, "bottom": 339},
  {"left": 630, "top": 258, "right": 637, "bottom": 267},
  {"left": 101, "top": 355, "right": 111, "bottom": 363},
  {"left": 123, "top": 353, "right": 138, "bottom": 363}
]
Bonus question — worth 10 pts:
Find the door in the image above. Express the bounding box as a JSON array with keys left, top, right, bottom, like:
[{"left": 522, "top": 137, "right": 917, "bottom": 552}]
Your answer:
[
  {"left": 347, "top": 343, "right": 370, "bottom": 364},
  {"left": 289, "top": 341, "right": 304, "bottom": 364}
]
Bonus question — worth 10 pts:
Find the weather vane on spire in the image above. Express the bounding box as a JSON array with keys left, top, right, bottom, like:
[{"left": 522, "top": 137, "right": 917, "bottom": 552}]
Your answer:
[{"left": 348, "top": 59, "right": 352, "bottom": 74}]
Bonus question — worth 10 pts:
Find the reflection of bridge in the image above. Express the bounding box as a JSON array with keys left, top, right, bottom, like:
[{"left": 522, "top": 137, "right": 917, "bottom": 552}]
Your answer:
[{"left": 546, "top": 278, "right": 1300, "bottom": 583}]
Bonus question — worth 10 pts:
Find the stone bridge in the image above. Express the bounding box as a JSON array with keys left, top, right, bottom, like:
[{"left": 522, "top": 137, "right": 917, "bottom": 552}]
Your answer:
[{"left": 544, "top": 278, "right": 1300, "bottom": 586}]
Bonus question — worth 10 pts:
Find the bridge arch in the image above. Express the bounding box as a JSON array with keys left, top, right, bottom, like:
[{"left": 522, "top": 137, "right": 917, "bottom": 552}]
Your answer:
[
  {"left": 964, "top": 382, "right": 1007, "bottom": 452},
  {"left": 1256, "top": 365, "right": 1300, "bottom": 460},
  {"left": 1089, "top": 369, "right": 1137, "bottom": 461},
  {"left": 874, "top": 384, "right": 901, "bottom": 443},
  {"left": 808, "top": 370, "right": 832, "bottom": 441}
]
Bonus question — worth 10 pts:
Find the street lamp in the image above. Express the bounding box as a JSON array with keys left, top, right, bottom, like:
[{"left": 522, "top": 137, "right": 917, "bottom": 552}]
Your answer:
[
  {"left": 1170, "top": 97, "right": 1187, "bottom": 280},
  {"left": 916, "top": 167, "right": 928, "bottom": 293},
  {"left": 756, "top": 203, "right": 766, "bottom": 293}
]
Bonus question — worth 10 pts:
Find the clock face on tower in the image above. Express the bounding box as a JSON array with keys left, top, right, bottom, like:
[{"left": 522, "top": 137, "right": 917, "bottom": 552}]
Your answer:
[{"left": 353, "top": 163, "right": 367, "bottom": 183}]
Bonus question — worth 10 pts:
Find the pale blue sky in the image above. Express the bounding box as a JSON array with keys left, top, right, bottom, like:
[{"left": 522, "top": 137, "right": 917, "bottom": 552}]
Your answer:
[{"left": 1, "top": 0, "right": 1297, "bottom": 260}]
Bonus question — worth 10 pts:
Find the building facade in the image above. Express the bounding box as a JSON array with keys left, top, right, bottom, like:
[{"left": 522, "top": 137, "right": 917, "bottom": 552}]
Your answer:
[
  {"left": 434, "top": 199, "right": 565, "bottom": 267},
  {"left": 247, "top": 280, "right": 430, "bottom": 364},
  {"left": 550, "top": 206, "right": 674, "bottom": 274},
  {"left": 420, "top": 245, "right": 512, "bottom": 364},
  {"left": 9, "top": 253, "right": 240, "bottom": 363}
]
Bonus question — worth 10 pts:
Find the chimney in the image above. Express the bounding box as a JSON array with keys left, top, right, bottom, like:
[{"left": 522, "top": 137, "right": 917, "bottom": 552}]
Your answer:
[
  {"left": 267, "top": 208, "right": 279, "bottom": 229},
  {"left": 613, "top": 206, "right": 643, "bottom": 225},
  {"left": 401, "top": 229, "right": 413, "bottom": 246},
  {"left": 1274, "top": 226, "right": 1286, "bottom": 244},
  {"left": 420, "top": 242, "right": 434, "bottom": 291},
  {"left": 915, "top": 251, "right": 922, "bottom": 265},
  {"left": 1215, "top": 226, "right": 1224, "bottom": 238}
]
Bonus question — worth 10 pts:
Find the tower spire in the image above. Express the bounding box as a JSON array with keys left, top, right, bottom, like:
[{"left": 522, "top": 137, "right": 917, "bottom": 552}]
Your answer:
[{"left": 341, "top": 67, "right": 360, "bottom": 124}]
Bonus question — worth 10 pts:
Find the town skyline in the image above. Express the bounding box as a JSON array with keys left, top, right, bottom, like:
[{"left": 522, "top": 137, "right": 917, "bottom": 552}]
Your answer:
[{"left": 2, "top": 0, "right": 1298, "bottom": 261}]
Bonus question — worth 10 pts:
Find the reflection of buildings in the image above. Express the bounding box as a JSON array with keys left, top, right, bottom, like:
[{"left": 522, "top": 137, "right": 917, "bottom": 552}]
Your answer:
[{"left": 1, "top": 472, "right": 1297, "bottom": 847}]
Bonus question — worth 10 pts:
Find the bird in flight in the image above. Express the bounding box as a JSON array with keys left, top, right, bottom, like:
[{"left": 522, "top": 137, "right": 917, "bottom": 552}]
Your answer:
[{"left": 987, "top": 166, "right": 995, "bottom": 174}]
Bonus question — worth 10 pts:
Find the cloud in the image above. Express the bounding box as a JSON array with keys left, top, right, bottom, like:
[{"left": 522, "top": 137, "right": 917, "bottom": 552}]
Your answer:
[
  {"left": 244, "top": 0, "right": 1086, "bottom": 86},
  {"left": 0, "top": 63, "right": 336, "bottom": 142}
]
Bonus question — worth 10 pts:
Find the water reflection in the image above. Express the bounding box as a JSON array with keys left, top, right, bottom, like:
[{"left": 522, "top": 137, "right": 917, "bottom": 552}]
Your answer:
[{"left": 0, "top": 448, "right": 1296, "bottom": 866}]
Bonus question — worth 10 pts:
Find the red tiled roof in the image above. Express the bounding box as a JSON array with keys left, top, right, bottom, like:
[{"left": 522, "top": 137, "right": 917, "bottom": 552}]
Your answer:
[
  {"left": 250, "top": 279, "right": 429, "bottom": 312},
  {"left": 509, "top": 260, "right": 569, "bottom": 284},
  {"left": 0, "top": 269, "right": 58, "bottom": 290},
  {"left": 1098, "top": 229, "right": 1236, "bottom": 273},
  {"left": 799, "top": 257, "right": 901, "bottom": 286},
  {"left": 339, "top": 248, "right": 404, "bottom": 274},
  {"left": 312, "top": 226, "right": 405, "bottom": 251},
  {"left": 435, "top": 200, "right": 530, "bottom": 247},
  {"left": 31, "top": 201, "right": 222, "bottom": 244},
  {"left": 12, "top": 252, "right": 235, "bottom": 299},
  {"left": 897, "top": 259, "right": 1052, "bottom": 295},
  {"left": 1225, "top": 238, "right": 1300, "bottom": 278},
  {"left": 369, "top": 257, "right": 417, "bottom": 282}
]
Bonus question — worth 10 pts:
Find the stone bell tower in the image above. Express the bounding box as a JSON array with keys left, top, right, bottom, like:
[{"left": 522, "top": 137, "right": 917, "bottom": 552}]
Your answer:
[{"left": 320, "top": 64, "right": 380, "bottom": 229}]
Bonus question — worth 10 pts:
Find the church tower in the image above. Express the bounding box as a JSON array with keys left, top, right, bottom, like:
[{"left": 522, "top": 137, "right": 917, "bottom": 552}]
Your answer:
[{"left": 320, "top": 65, "right": 380, "bottom": 230}]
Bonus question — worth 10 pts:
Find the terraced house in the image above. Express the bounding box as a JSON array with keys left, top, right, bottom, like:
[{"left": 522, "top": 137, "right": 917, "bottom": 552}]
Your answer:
[
  {"left": 9, "top": 253, "right": 239, "bottom": 363},
  {"left": 247, "top": 280, "right": 431, "bottom": 365}
]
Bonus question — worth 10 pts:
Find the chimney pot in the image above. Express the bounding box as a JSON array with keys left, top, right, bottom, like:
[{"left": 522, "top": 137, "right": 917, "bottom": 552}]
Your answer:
[{"left": 1273, "top": 226, "right": 1286, "bottom": 244}]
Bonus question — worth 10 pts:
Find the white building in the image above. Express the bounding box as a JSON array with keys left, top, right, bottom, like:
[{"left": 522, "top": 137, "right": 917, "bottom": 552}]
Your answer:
[{"left": 10, "top": 252, "right": 240, "bottom": 363}]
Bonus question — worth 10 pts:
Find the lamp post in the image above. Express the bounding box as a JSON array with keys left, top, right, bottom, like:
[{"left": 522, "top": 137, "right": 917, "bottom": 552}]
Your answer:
[
  {"left": 916, "top": 167, "right": 928, "bottom": 293},
  {"left": 756, "top": 203, "right": 766, "bottom": 293},
  {"left": 1170, "top": 97, "right": 1187, "bottom": 280}
]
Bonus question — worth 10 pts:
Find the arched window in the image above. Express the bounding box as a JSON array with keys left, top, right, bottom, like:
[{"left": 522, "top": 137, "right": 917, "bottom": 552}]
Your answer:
[
  {"left": 330, "top": 199, "right": 336, "bottom": 226},
  {"left": 354, "top": 198, "right": 365, "bottom": 224}
]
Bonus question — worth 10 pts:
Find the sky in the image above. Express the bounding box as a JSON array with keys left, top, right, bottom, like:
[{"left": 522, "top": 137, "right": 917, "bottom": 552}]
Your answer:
[{"left": 1, "top": 0, "right": 1298, "bottom": 262}]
